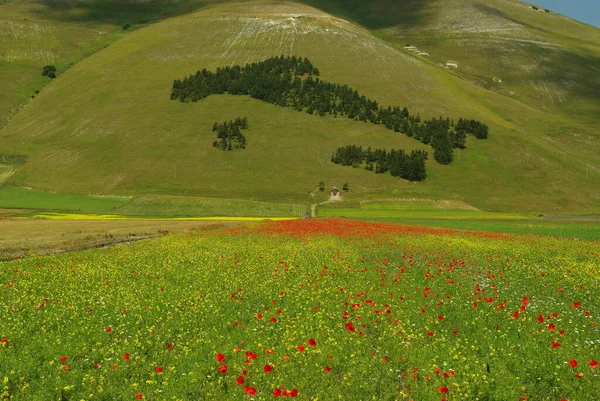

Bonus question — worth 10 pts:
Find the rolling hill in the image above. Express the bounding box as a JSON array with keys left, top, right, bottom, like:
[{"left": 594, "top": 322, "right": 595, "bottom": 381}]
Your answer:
[{"left": 0, "top": 0, "right": 599, "bottom": 214}]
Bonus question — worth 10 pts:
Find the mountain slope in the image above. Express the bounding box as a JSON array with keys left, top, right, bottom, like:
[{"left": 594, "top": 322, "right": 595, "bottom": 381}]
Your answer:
[{"left": 1, "top": 0, "right": 599, "bottom": 213}]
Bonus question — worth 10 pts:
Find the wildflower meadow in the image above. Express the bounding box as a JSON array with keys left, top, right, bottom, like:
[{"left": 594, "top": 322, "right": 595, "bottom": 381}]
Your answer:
[{"left": 1, "top": 219, "right": 599, "bottom": 400}]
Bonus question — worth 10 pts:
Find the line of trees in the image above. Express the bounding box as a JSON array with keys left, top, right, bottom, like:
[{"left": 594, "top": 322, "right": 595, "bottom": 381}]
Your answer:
[
  {"left": 456, "top": 118, "right": 488, "bottom": 139},
  {"left": 331, "top": 145, "right": 428, "bottom": 182},
  {"left": 212, "top": 117, "right": 248, "bottom": 151},
  {"left": 172, "top": 56, "right": 489, "bottom": 164}
]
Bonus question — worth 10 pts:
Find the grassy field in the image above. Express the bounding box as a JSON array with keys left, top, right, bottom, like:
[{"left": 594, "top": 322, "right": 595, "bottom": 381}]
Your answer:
[
  {"left": 0, "top": 186, "right": 129, "bottom": 212},
  {"left": 0, "top": 186, "right": 306, "bottom": 217},
  {"left": 317, "top": 199, "right": 534, "bottom": 219},
  {"left": 1, "top": 219, "right": 598, "bottom": 400},
  {"left": 0, "top": 1, "right": 598, "bottom": 214},
  {"left": 373, "top": 0, "right": 600, "bottom": 126},
  {"left": 115, "top": 195, "right": 307, "bottom": 218},
  {"left": 0, "top": 218, "right": 243, "bottom": 260},
  {"left": 0, "top": 1, "right": 126, "bottom": 129},
  {"left": 360, "top": 217, "right": 600, "bottom": 240},
  {"left": 316, "top": 199, "right": 600, "bottom": 239}
]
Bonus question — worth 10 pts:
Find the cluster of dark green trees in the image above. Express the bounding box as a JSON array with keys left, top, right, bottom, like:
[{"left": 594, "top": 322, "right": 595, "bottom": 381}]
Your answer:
[
  {"left": 331, "top": 145, "right": 428, "bottom": 182},
  {"left": 42, "top": 65, "right": 57, "bottom": 79},
  {"left": 212, "top": 117, "right": 248, "bottom": 151},
  {"left": 172, "top": 56, "right": 489, "bottom": 165},
  {"left": 456, "top": 118, "right": 488, "bottom": 139}
]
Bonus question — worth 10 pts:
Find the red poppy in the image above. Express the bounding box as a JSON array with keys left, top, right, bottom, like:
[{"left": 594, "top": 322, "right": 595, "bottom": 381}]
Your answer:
[
  {"left": 243, "top": 386, "right": 257, "bottom": 396},
  {"left": 256, "top": 313, "right": 263, "bottom": 319},
  {"left": 1, "top": 338, "right": 7, "bottom": 344},
  {"left": 537, "top": 314, "right": 544, "bottom": 323},
  {"left": 123, "top": 353, "right": 130, "bottom": 360},
  {"left": 438, "top": 386, "right": 449, "bottom": 393},
  {"left": 324, "top": 366, "right": 332, "bottom": 372},
  {"left": 61, "top": 365, "right": 69, "bottom": 371},
  {"left": 218, "top": 364, "right": 228, "bottom": 374},
  {"left": 265, "top": 349, "right": 274, "bottom": 354},
  {"left": 427, "top": 331, "right": 434, "bottom": 337},
  {"left": 270, "top": 317, "right": 277, "bottom": 323},
  {"left": 573, "top": 302, "right": 581, "bottom": 308},
  {"left": 297, "top": 345, "right": 305, "bottom": 352},
  {"left": 273, "top": 388, "right": 282, "bottom": 397},
  {"left": 105, "top": 327, "right": 112, "bottom": 333},
  {"left": 569, "top": 360, "right": 578, "bottom": 368},
  {"left": 551, "top": 341, "right": 561, "bottom": 348},
  {"left": 264, "top": 364, "right": 274, "bottom": 373},
  {"left": 135, "top": 394, "right": 143, "bottom": 400},
  {"left": 575, "top": 373, "right": 584, "bottom": 379},
  {"left": 216, "top": 353, "right": 225, "bottom": 362},
  {"left": 236, "top": 376, "right": 244, "bottom": 385},
  {"left": 156, "top": 366, "right": 163, "bottom": 373},
  {"left": 548, "top": 323, "right": 556, "bottom": 331},
  {"left": 290, "top": 389, "right": 298, "bottom": 397},
  {"left": 166, "top": 344, "right": 173, "bottom": 350},
  {"left": 308, "top": 338, "right": 317, "bottom": 347},
  {"left": 438, "top": 315, "right": 444, "bottom": 320},
  {"left": 345, "top": 322, "right": 356, "bottom": 332},
  {"left": 60, "top": 356, "right": 67, "bottom": 362},
  {"left": 590, "top": 360, "right": 599, "bottom": 369},
  {"left": 93, "top": 362, "right": 100, "bottom": 369}
]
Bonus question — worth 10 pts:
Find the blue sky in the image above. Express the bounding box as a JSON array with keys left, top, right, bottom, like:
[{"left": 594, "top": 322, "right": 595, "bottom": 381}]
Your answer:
[{"left": 526, "top": 0, "right": 600, "bottom": 28}]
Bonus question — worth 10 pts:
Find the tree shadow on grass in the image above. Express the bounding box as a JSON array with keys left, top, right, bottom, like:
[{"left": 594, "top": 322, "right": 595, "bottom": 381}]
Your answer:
[{"left": 34, "top": 0, "right": 432, "bottom": 29}]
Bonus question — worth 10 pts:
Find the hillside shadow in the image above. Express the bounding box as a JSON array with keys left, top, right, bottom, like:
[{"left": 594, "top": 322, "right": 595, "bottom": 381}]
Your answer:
[
  {"left": 298, "top": 0, "right": 432, "bottom": 30},
  {"left": 543, "top": 50, "right": 600, "bottom": 112},
  {"left": 34, "top": 0, "right": 431, "bottom": 29},
  {"left": 34, "top": 0, "right": 242, "bottom": 25}
]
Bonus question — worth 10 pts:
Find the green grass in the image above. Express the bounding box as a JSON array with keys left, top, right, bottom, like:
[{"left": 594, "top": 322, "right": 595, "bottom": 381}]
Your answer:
[
  {"left": 317, "top": 200, "right": 600, "bottom": 239},
  {"left": 0, "top": 186, "right": 306, "bottom": 217},
  {"left": 0, "top": 0, "right": 599, "bottom": 215},
  {"left": 116, "top": 195, "right": 307, "bottom": 217},
  {"left": 318, "top": 199, "right": 534, "bottom": 219},
  {"left": 1, "top": 219, "right": 599, "bottom": 400},
  {"left": 0, "top": 186, "right": 128, "bottom": 212},
  {"left": 0, "top": 1, "right": 128, "bottom": 129},
  {"left": 319, "top": 207, "right": 532, "bottom": 220},
  {"left": 353, "top": 217, "right": 600, "bottom": 240}
]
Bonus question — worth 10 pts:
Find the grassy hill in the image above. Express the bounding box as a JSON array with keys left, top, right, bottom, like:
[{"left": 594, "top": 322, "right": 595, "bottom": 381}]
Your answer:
[{"left": 1, "top": 0, "right": 599, "bottom": 214}]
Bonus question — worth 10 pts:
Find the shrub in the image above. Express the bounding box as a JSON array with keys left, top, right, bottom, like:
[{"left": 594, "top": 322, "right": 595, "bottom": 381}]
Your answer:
[{"left": 42, "top": 65, "right": 57, "bottom": 78}]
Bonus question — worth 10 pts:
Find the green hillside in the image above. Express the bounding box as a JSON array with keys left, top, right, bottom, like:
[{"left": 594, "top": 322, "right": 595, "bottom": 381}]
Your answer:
[{"left": 1, "top": 0, "right": 599, "bottom": 214}]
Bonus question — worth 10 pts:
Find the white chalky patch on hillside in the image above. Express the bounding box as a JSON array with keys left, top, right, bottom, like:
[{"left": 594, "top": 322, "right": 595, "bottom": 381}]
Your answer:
[
  {"left": 429, "top": 1, "right": 526, "bottom": 34},
  {"left": 1, "top": 48, "right": 57, "bottom": 62},
  {"left": 0, "top": 20, "right": 57, "bottom": 39},
  {"left": 146, "top": 9, "right": 419, "bottom": 70}
]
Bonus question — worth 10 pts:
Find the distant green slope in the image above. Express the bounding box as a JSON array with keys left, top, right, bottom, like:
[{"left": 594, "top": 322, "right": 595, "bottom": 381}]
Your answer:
[
  {"left": 0, "top": 0, "right": 599, "bottom": 214},
  {"left": 0, "top": 1, "right": 124, "bottom": 129}
]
